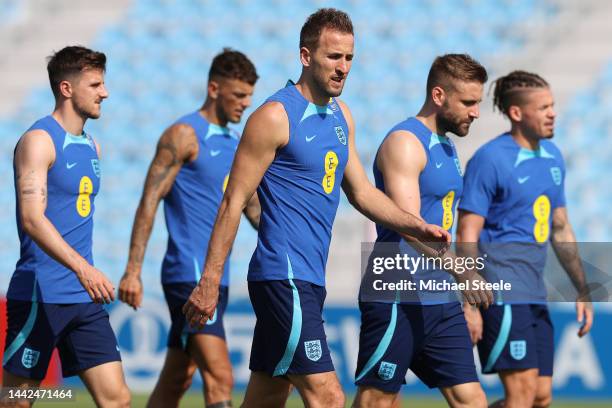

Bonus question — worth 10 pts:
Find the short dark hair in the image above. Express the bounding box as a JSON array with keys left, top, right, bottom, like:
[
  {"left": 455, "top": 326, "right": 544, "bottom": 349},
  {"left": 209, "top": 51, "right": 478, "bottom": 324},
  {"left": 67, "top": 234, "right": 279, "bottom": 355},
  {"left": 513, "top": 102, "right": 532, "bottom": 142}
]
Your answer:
[
  {"left": 208, "top": 48, "right": 258, "bottom": 85},
  {"left": 47, "top": 45, "right": 106, "bottom": 98},
  {"left": 300, "top": 8, "right": 354, "bottom": 51},
  {"left": 492, "top": 70, "right": 549, "bottom": 115},
  {"left": 426, "top": 54, "right": 488, "bottom": 95}
]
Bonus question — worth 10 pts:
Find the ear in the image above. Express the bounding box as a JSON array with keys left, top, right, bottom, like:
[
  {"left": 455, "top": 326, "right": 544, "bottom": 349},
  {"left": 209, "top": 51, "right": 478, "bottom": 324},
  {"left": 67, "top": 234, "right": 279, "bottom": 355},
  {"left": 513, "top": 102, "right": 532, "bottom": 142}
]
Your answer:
[
  {"left": 431, "top": 86, "right": 446, "bottom": 107},
  {"left": 208, "top": 80, "right": 220, "bottom": 99},
  {"left": 507, "top": 105, "right": 522, "bottom": 122},
  {"left": 58, "top": 80, "right": 72, "bottom": 98},
  {"left": 300, "top": 46, "right": 312, "bottom": 67}
]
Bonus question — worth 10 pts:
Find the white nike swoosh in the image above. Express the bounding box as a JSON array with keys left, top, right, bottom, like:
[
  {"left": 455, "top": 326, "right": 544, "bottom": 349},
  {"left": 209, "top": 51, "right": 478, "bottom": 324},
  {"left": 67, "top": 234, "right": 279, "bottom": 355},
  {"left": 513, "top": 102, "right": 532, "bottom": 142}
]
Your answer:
[
  {"left": 435, "top": 162, "right": 443, "bottom": 168},
  {"left": 210, "top": 150, "right": 221, "bottom": 157},
  {"left": 518, "top": 176, "right": 530, "bottom": 184},
  {"left": 66, "top": 162, "right": 77, "bottom": 169},
  {"left": 306, "top": 135, "right": 317, "bottom": 142}
]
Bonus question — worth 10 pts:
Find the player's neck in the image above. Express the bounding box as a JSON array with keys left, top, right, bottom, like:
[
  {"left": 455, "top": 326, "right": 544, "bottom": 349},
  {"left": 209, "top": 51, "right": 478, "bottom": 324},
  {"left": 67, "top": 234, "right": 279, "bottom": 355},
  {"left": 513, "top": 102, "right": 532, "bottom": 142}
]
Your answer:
[
  {"left": 295, "top": 76, "right": 330, "bottom": 106},
  {"left": 415, "top": 106, "right": 445, "bottom": 136},
  {"left": 52, "top": 105, "right": 86, "bottom": 136},
  {"left": 200, "top": 100, "right": 228, "bottom": 127},
  {"left": 511, "top": 127, "right": 540, "bottom": 151}
]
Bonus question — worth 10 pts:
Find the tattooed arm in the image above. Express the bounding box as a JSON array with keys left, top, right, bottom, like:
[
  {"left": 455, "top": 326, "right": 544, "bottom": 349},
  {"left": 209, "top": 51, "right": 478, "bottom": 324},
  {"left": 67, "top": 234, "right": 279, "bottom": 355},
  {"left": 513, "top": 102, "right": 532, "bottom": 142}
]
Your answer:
[
  {"left": 118, "top": 124, "right": 198, "bottom": 309},
  {"left": 15, "top": 130, "right": 115, "bottom": 304},
  {"left": 551, "top": 207, "right": 593, "bottom": 337}
]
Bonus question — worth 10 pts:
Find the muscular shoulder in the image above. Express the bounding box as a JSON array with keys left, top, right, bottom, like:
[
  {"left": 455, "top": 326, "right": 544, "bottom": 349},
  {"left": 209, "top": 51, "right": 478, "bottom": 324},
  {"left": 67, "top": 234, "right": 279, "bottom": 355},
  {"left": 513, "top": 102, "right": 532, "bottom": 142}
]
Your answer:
[
  {"left": 256, "top": 101, "right": 289, "bottom": 126},
  {"left": 158, "top": 123, "right": 199, "bottom": 162},
  {"left": 18, "top": 128, "right": 54, "bottom": 147},
  {"left": 378, "top": 129, "right": 426, "bottom": 173},
  {"left": 15, "top": 129, "right": 56, "bottom": 168},
  {"left": 243, "top": 101, "right": 290, "bottom": 148}
]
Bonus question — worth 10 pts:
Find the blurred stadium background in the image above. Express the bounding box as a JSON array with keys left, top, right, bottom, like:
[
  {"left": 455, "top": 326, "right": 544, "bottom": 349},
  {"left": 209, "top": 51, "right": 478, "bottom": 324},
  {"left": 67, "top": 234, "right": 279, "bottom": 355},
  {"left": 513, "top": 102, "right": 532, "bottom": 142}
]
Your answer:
[{"left": 1, "top": 0, "right": 611, "bottom": 406}]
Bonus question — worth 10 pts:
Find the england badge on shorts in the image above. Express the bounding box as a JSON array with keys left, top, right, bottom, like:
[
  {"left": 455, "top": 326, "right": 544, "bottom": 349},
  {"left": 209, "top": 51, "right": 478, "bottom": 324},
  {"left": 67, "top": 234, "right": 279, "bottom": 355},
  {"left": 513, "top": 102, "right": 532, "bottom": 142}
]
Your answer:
[
  {"left": 334, "top": 126, "right": 347, "bottom": 145},
  {"left": 304, "top": 340, "right": 322, "bottom": 361},
  {"left": 378, "top": 361, "right": 397, "bottom": 381},
  {"left": 21, "top": 347, "right": 40, "bottom": 369},
  {"left": 510, "top": 340, "right": 527, "bottom": 360}
]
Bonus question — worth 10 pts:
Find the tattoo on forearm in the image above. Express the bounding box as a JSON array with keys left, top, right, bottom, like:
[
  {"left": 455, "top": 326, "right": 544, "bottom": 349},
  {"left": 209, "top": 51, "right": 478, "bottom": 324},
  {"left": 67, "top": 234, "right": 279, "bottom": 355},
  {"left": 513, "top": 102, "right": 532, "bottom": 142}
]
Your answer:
[
  {"left": 129, "top": 205, "right": 152, "bottom": 263},
  {"left": 127, "top": 204, "right": 154, "bottom": 269},
  {"left": 128, "top": 243, "right": 145, "bottom": 267},
  {"left": 553, "top": 238, "right": 588, "bottom": 295},
  {"left": 126, "top": 137, "right": 183, "bottom": 270},
  {"left": 19, "top": 171, "right": 41, "bottom": 202},
  {"left": 148, "top": 142, "right": 179, "bottom": 189}
]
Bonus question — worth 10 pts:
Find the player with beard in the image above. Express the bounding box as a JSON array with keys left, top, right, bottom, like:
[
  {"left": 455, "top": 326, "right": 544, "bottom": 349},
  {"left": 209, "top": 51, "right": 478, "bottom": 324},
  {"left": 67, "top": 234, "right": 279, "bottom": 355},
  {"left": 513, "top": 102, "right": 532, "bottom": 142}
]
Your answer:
[
  {"left": 353, "top": 54, "right": 490, "bottom": 408},
  {"left": 1, "top": 46, "right": 130, "bottom": 407},
  {"left": 182, "top": 9, "right": 451, "bottom": 408},
  {"left": 458, "top": 71, "right": 593, "bottom": 408},
  {"left": 117, "top": 49, "right": 259, "bottom": 408}
]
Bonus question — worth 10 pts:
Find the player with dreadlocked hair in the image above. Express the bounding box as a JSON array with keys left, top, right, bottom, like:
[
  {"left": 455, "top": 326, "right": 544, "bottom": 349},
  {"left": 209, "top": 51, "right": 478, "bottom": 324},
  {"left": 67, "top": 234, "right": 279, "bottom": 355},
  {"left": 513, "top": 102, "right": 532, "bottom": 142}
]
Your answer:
[
  {"left": 456, "top": 70, "right": 594, "bottom": 408},
  {"left": 492, "top": 70, "right": 550, "bottom": 115}
]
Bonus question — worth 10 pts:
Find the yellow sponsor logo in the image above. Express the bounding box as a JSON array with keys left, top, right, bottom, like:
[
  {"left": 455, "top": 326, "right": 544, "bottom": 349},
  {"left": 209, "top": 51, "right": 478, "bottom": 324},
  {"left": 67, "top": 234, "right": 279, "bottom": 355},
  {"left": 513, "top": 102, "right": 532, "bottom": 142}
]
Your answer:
[
  {"left": 441, "top": 190, "right": 455, "bottom": 230},
  {"left": 223, "top": 174, "right": 229, "bottom": 193},
  {"left": 322, "top": 151, "right": 339, "bottom": 194},
  {"left": 76, "top": 176, "right": 93, "bottom": 217},
  {"left": 533, "top": 195, "right": 551, "bottom": 243}
]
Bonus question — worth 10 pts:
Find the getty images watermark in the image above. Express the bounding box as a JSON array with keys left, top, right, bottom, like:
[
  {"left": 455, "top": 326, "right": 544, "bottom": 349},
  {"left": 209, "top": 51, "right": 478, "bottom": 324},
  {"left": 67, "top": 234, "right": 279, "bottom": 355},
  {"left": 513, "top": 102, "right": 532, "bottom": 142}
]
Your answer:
[
  {"left": 370, "top": 252, "right": 510, "bottom": 292},
  {"left": 359, "top": 242, "right": 612, "bottom": 304}
]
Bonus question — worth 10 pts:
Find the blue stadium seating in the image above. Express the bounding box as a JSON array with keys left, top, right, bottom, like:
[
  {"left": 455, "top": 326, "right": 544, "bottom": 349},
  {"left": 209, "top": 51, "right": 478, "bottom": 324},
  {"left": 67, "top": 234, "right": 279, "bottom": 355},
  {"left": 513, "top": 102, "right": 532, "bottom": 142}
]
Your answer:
[
  {"left": 0, "top": 0, "right": 24, "bottom": 26},
  {"left": 0, "top": 0, "right": 566, "bottom": 293},
  {"left": 554, "top": 59, "right": 612, "bottom": 241}
]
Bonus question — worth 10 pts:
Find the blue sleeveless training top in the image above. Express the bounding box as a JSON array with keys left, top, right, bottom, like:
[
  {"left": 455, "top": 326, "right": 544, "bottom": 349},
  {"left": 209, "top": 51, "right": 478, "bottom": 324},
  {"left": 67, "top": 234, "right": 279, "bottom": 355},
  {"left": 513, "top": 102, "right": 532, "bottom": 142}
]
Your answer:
[
  {"left": 248, "top": 84, "right": 350, "bottom": 286},
  {"left": 162, "top": 111, "right": 239, "bottom": 287},
  {"left": 373, "top": 117, "right": 463, "bottom": 303},
  {"left": 9, "top": 115, "right": 101, "bottom": 303}
]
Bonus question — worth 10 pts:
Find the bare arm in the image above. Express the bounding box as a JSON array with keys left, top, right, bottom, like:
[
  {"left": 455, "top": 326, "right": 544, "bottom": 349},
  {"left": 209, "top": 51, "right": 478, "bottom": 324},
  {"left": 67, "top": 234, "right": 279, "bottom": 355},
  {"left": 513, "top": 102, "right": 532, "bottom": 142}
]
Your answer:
[
  {"left": 338, "top": 101, "right": 449, "bottom": 246},
  {"left": 375, "top": 130, "right": 425, "bottom": 220},
  {"left": 456, "top": 210, "right": 487, "bottom": 342},
  {"left": 183, "top": 102, "right": 289, "bottom": 327},
  {"left": 119, "top": 124, "right": 197, "bottom": 309},
  {"left": 551, "top": 207, "right": 587, "bottom": 295},
  {"left": 455, "top": 211, "right": 487, "bottom": 282},
  {"left": 15, "top": 130, "right": 114, "bottom": 303},
  {"left": 243, "top": 191, "right": 261, "bottom": 230},
  {"left": 551, "top": 207, "right": 593, "bottom": 336},
  {"left": 456, "top": 210, "right": 485, "bottom": 254},
  {"left": 125, "top": 124, "right": 196, "bottom": 275}
]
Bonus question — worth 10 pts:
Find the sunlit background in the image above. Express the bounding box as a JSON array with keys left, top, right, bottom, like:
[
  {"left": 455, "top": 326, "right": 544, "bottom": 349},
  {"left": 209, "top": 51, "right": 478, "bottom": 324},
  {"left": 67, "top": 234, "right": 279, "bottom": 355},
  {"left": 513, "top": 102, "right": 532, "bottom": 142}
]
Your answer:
[{"left": 0, "top": 0, "right": 611, "bottom": 404}]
